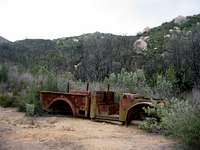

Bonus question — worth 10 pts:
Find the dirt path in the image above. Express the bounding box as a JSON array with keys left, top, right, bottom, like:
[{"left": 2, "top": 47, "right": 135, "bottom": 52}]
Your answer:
[{"left": 0, "top": 107, "right": 177, "bottom": 150}]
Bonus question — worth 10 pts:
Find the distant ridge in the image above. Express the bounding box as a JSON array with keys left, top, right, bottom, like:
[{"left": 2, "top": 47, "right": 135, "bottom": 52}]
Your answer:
[{"left": 0, "top": 36, "right": 10, "bottom": 44}]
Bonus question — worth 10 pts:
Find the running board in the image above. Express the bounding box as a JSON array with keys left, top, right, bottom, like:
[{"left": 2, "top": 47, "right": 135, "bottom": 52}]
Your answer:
[
  {"left": 93, "top": 115, "right": 123, "bottom": 125},
  {"left": 93, "top": 118, "right": 123, "bottom": 125},
  {"left": 95, "top": 115, "right": 119, "bottom": 121}
]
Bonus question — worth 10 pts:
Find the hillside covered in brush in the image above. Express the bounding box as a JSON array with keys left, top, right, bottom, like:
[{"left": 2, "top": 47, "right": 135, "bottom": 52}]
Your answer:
[{"left": 0, "top": 14, "right": 200, "bottom": 90}]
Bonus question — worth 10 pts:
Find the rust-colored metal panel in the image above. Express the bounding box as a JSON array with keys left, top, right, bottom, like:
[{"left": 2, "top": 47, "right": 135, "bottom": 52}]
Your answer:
[
  {"left": 40, "top": 90, "right": 91, "bottom": 117},
  {"left": 96, "top": 91, "right": 114, "bottom": 105},
  {"left": 95, "top": 91, "right": 118, "bottom": 116},
  {"left": 119, "top": 93, "right": 152, "bottom": 123}
]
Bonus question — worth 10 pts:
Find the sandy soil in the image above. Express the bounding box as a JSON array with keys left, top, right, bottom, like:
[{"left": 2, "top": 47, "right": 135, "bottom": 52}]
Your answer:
[{"left": 0, "top": 107, "right": 177, "bottom": 150}]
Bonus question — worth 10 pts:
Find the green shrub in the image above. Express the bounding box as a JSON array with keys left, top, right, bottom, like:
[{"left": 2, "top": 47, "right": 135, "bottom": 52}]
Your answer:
[
  {"left": 40, "top": 72, "right": 58, "bottom": 91},
  {"left": 161, "top": 98, "right": 200, "bottom": 148},
  {"left": 17, "top": 71, "right": 59, "bottom": 114},
  {"left": 16, "top": 97, "right": 26, "bottom": 112},
  {"left": 0, "top": 65, "right": 8, "bottom": 83},
  {"left": 153, "top": 75, "right": 173, "bottom": 99},
  {"left": 140, "top": 98, "right": 200, "bottom": 148},
  {"left": 0, "top": 95, "right": 16, "bottom": 107},
  {"left": 139, "top": 102, "right": 166, "bottom": 132},
  {"left": 104, "top": 69, "right": 152, "bottom": 95},
  {"left": 17, "top": 82, "right": 42, "bottom": 114},
  {"left": 25, "top": 103, "right": 35, "bottom": 116},
  {"left": 139, "top": 118, "right": 161, "bottom": 133}
]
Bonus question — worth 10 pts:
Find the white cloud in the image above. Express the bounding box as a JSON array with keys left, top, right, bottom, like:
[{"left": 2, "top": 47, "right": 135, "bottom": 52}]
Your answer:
[{"left": 0, "top": 0, "right": 199, "bottom": 41}]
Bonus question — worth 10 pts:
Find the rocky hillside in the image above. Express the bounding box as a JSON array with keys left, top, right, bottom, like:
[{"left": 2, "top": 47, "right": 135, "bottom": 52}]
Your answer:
[{"left": 0, "top": 14, "right": 200, "bottom": 84}]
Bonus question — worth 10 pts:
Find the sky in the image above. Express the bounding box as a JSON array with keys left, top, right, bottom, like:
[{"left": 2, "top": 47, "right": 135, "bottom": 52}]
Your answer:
[{"left": 0, "top": 0, "right": 199, "bottom": 41}]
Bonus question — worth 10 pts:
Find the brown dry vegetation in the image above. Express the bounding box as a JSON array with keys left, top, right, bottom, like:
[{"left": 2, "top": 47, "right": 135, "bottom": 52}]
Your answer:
[{"left": 0, "top": 107, "right": 177, "bottom": 150}]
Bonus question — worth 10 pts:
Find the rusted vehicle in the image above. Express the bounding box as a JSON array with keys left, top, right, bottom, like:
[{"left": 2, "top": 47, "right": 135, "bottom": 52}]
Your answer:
[{"left": 40, "top": 85, "right": 153, "bottom": 125}]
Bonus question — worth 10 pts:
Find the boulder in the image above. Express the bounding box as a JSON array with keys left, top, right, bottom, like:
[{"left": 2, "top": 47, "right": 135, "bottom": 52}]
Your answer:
[
  {"left": 143, "top": 26, "right": 151, "bottom": 33},
  {"left": 174, "top": 15, "right": 187, "bottom": 25},
  {"left": 134, "top": 39, "right": 147, "bottom": 50}
]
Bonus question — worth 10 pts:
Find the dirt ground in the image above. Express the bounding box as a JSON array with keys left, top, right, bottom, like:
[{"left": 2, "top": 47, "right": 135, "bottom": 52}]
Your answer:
[{"left": 0, "top": 107, "right": 177, "bottom": 150}]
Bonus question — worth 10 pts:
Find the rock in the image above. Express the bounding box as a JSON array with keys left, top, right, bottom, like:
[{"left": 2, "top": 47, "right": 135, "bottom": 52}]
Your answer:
[
  {"left": 143, "top": 27, "right": 151, "bottom": 33},
  {"left": 72, "top": 38, "right": 79, "bottom": 42},
  {"left": 164, "top": 34, "right": 170, "bottom": 38},
  {"left": 169, "top": 29, "right": 173, "bottom": 33},
  {"left": 134, "top": 39, "right": 147, "bottom": 50},
  {"left": 174, "top": 26, "right": 180, "bottom": 30},
  {"left": 143, "top": 36, "right": 149, "bottom": 41},
  {"left": 174, "top": 15, "right": 187, "bottom": 25}
]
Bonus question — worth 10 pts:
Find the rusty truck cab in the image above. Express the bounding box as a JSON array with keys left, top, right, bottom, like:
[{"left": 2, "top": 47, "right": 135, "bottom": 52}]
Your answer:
[{"left": 40, "top": 87, "right": 153, "bottom": 125}]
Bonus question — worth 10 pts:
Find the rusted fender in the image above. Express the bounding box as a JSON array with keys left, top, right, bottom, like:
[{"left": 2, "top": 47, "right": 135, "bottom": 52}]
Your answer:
[
  {"left": 47, "top": 97, "right": 76, "bottom": 116},
  {"left": 119, "top": 93, "right": 153, "bottom": 123}
]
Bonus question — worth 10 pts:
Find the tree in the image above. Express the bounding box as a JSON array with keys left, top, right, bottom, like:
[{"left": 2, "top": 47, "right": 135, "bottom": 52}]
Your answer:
[
  {"left": 0, "top": 64, "right": 8, "bottom": 82},
  {"left": 165, "top": 24, "right": 200, "bottom": 90}
]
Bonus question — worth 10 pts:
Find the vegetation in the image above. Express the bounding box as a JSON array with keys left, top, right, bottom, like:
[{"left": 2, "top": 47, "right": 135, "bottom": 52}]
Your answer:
[
  {"left": 0, "top": 64, "right": 8, "bottom": 82},
  {"left": 0, "top": 95, "right": 17, "bottom": 107},
  {"left": 140, "top": 97, "right": 200, "bottom": 149},
  {"left": 162, "top": 99, "right": 200, "bottom": 148}
]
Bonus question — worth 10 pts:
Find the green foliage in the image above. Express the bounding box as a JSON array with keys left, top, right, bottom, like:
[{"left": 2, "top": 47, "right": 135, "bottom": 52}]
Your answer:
[
  {"left": 179, "top": 14, "right": 200, "bottom": 30},
  {"left": 105, "top": 69, "right": 173, "bottom": 98},
  {"left": 105, "top": 69, "right": 152, "bottom": 95},
  {"left": 166, "top": 66, "right": 176, "bottom": 84},
  {"left": 16, "top": 96, "right": 27, "bottom": 112},
  {"left": 18, "top": 71, "right": 58, "bottom": 114},
  {"left": 161, "top": 98, "right": 200, "bottom": 148},
  {"left": 25, "top": 103, "right": 35, "bottom": 116},
  {"left": 41, "top": 73, "right": 58, "bottom": 91},
  {"left": 139, "top": 118, "right": 160, "bottom": 133},
  {"left": 0, "top": 95, "right": 16, "bottom": 107},
  {"left": 0, "top": 64, "right": 8, "bottom": 82},
  {"left": 140, "top": 98, "right": 200, "bottom": 148},
  {"left": 153, "top": 75, "right": 173, "bottom": 99},
  {"left": 139, "top": 102, "right": 167, "bottom": 133},
  {"left": 4, "top": 68, "right": 57, "bottom": 114},
  {"left": 17, "top": 82, "right": 41, "bottom": 114}
]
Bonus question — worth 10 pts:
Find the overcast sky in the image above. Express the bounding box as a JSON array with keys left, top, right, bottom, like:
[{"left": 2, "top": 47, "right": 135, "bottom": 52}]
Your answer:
[{"left": 0, "top": 0, "right": 199, "bottom": 41}]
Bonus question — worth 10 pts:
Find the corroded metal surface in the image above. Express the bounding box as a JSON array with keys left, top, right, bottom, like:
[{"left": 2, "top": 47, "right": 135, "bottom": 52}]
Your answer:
[
  {"left": 119, "top": 93, "right": 152, "bottom": 123},
  {"left": 40, "top": 90, "right": 91, "bottom": 117},
  {"left": 40, "top": 89, "right": 154, "bottom": 125}
]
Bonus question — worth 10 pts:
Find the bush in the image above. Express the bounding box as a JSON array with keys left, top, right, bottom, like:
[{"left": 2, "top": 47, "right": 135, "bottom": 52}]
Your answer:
[
  {"left": 139, "top": 118, "right": 160, "bottom": 133},
  {"left": 0, "top": 95, "right": 17, "bottom": 107},
  {"left": 140, "top": 98, "right": 200, "bottom": 148},
  {"left": 153, "top": 75, "right": 173, "bottom": 99},
  {"left": 139, "top": 102, "right": 166, "bottom": 133},
  {"left": 161, "top": 98, "right": 200, "bottom": 148},
  {"left": 16, "top": 71, "right": 59, "bottom": 114},
  {"left": 104, "top": 69, "right": 152, "bottom": 95},
  {"left": 0, "top": 64, "right": 8, "bottom": 83},
  {"left": 17, "top": 82, "right": 43, "bottom": 114},
  {"left": 16, "top": 96, "right": 26, "bottom": 112},
  {"left": 40, "top": 72, "right": 58, "bottom": 91},
  {"left": 25, "top": 103, "right": 35, "bottom": 116},
  {"left": 57, "top": 72, "right": 74, "bottom": 91}
]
